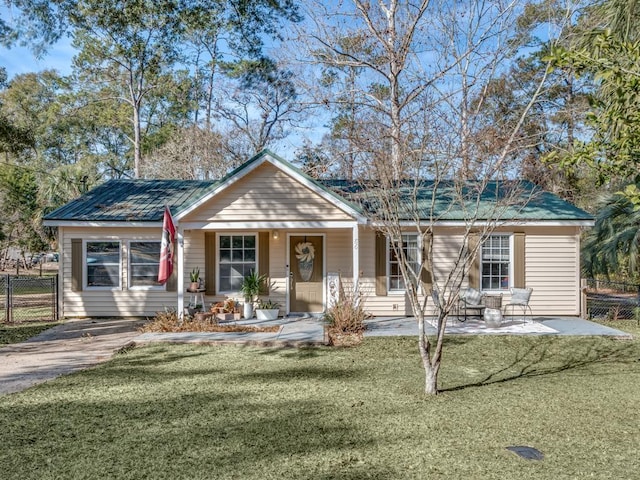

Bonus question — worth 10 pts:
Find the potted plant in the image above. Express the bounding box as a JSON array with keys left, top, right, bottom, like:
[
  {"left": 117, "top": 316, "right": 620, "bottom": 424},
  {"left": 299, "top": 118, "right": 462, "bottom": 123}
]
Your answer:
[
  {"left": 189, "top": 267, "right": 200, "bottom": 291},
  {"left": 240, "top": 270, "right": 266, "bottom": 319},
  {"left": 255, "top": 299, "right": 280, "bottom": 320}
]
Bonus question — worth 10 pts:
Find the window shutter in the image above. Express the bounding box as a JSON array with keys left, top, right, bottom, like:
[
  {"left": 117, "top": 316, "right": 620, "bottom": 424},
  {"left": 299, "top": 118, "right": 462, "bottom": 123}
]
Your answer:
[
  {"left": 259, "top": 232, "right": 270, "bottom": 295},
  {"left": 468, "top": 233, "right": 480, "bottom": 290},
  {"left": 420, "top": 234, "right": 433, "bottom": 293},
  {"left": 71, "top": 239, "right": 83, "bottom": 292},
  {"left": 513, "top": 232, "right": 526, "bottom": 288},
  {"left": 375, "top": 232, "right": 387, "bottom": 296},
  {"left": 204, "top": 232, "right": 216, "bottom": 295}
]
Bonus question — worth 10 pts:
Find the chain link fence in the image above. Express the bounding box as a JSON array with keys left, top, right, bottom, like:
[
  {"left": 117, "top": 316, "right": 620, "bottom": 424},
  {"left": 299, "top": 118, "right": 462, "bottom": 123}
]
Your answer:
[
  {"left": 583, "top": 278, "right": 640, "bottom": 321},
  {"left": 0, "top": 275, "right": 58, "bottom": 323}
]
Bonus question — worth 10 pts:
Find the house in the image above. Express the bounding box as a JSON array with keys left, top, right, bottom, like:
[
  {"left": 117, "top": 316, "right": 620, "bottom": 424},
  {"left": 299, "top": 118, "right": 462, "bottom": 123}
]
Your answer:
[{"left": 43, "top": 150, "right": 594, "bottom": 319}]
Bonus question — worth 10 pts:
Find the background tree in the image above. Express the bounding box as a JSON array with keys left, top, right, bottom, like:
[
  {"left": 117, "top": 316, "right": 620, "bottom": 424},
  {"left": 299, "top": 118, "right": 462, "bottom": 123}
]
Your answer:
[
  {"left": 548, "top": 0, "right": 640, "bottom": 199},
  {"left": 213, "top": 59, "right": 300, "bottom": 162},
  {"left": 0, "top": 67, "right": 33, "bottom": 157},
  {"left": 0, "top": 164, "right": 49, "bottom": 267},
  {"left": 3, "top": 0, "right": 301, "bottom": 179},
  {"left": 582, "top": 185, "right": 640, "bottom": 282},
  {"left": 140, "top": 126, "right": 227, "bottom": 179}
]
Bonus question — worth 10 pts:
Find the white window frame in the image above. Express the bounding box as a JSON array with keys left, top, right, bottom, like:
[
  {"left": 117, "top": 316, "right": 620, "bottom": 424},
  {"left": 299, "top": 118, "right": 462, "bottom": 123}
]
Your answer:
[
  {"left": 216, "top": 232, "right": 259, "bottom": 295},
  {"left": 84, "top": 240, "right": 122, "bottom": 290},
  {"left": 127, "top": 240, "right": 165, "bottom": 291},
  {"left": 480, "top": 233, "right": 514, "bottom": 292},
  {"left": 387, "top": 233, "right": 421, "bottom": 294}
]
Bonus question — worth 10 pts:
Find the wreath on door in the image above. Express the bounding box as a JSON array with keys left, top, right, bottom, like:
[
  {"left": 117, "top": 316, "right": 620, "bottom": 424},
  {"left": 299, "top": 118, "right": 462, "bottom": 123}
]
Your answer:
[{"left": 295, "top": 241, "right": 315, "bottom": 281}]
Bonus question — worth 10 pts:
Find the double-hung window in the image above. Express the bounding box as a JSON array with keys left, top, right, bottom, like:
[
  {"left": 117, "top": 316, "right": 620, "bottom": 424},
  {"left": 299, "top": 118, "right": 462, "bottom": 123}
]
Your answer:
[
  {"left": 388, "top": 234, "right": 420, "bottom": 292},
  {"left": 218, "top": 234, "right": 256, "bottom": 293},
  {"left": 481, "top": 235, "right": 511, "bottom": 291},
  {"left": 129, "top": 241, "right": 162, "bottom": 288},
  {"left": 86, "top": 241, "right": 121, "bottom": 288}
]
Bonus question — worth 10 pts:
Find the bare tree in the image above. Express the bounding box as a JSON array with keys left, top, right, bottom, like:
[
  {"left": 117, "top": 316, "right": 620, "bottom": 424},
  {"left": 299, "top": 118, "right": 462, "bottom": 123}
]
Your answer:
[
  {"left": 140, "top": 126, "right": 230, "bottom": 179},
  {"left": 212, "top": 61, "right": 303, "bottom": 163},
  {"left": 300, "top": 0, "right": 574, "bottom": 394}
]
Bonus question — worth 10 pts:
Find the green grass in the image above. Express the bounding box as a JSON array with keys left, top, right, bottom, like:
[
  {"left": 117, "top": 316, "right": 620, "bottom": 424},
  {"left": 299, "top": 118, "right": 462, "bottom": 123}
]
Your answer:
[
  {"left": 0, "top": 333, "right": 639, "bottom": 479},
  {"left": 0, "top": 321, "right": 59, "bottom": 345}
]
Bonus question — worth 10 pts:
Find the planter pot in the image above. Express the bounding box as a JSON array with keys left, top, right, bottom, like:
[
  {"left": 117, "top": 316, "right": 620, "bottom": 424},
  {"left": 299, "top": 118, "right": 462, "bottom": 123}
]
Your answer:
[
  {"left": 189, "top": 282, "right": 200, "bottom": 291},
  {"left": 484, "top": 308, "right": 503, "bottom": 328},
  {"left": 255, "top": 309, "right": 279, "bottom": 320},
  {"left": 216, "top": 313, "right": 234, "bottom": 322},
  {"left": 243, "top": 302, "right": 254, "bottom": 319}
]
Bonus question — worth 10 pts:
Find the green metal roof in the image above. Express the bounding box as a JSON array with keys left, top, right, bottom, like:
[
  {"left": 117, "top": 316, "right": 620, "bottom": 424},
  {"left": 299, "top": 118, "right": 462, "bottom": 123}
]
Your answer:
[
  {"left": 320, "top": 180, "right": 593, "bottom": 222},
  {"left": 44, "top": 179, "right": 217, "bottom": 222},
  {"left": 43, "top": 150, "right": 593, "bottom": 224}
]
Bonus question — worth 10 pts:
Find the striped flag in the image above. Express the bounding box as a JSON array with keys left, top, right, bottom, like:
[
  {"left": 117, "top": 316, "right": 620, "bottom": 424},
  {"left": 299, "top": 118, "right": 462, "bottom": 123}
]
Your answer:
[{"left": 158, "top": 206, "right": 176, "bottom": 285}]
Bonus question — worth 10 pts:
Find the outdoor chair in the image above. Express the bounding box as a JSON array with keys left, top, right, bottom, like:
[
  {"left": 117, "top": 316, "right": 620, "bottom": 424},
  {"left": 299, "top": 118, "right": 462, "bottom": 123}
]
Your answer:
[
  {"left": 503, "top": 287, "right": 533, "bottom": 324},
  {"left": 458, "top": 287, "right": 486, "bottom": 322}
]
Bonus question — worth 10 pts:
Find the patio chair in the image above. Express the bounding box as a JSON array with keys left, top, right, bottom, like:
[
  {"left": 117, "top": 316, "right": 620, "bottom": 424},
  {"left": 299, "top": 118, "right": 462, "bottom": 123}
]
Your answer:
[
  {"left": 458, "top": 287, "right": 486, "bottom": 322},
  {"left": 504, "top": 287, "right": 533, "bottom": 324}
]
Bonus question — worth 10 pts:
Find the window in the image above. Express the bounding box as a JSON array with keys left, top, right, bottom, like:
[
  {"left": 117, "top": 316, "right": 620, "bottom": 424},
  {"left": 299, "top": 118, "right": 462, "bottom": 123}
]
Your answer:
[
  {"left": 218, "top": 234, "right": 256, "bottom": 292},
  {"left": 481, "top": 235, "right": 511, "bottom": 290},
  {"left": 86, "top": 241, "right": 120, "bottom": 288},
  {"left": 129, "top": 241, "right": 162, "bottom": 288},
  {"left": 388, "top": 234, "right": 420, "bottom": 291}
]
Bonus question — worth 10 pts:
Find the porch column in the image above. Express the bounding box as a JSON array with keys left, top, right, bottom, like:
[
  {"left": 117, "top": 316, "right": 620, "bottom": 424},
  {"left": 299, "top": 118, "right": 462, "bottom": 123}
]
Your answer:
[
  {"left": 177, "top": 226, "right": 185, "bottom": 318},
  {"left": 353, "top": 224, "right": 359, "bottom": 291}
]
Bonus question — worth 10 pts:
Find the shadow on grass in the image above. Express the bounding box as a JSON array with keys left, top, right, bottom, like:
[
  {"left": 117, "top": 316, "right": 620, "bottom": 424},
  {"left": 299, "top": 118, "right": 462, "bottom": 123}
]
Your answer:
[
  {"left": 236, "top": 365, "right": 365, "bottom": 382},
  {"left": 441, "top": 336, "right": 640, "bottom": 392},
  {"left": 257, "top": 345, "right": 329, "bottom": 359},
  {"left": 0, "top": 385, "right": 387, "bottom": 479}
]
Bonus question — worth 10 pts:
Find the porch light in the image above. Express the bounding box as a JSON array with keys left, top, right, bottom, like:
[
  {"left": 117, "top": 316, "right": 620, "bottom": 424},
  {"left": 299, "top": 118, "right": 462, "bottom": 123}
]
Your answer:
[{"left": 272, "top": 230, "right": 279, "bottom": 240}]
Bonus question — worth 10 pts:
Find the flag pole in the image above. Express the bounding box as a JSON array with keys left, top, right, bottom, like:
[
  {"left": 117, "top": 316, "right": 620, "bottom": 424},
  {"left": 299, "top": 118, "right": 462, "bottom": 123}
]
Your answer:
[{"left": 177, "top": 225, "right": 184, "bottom": 321}]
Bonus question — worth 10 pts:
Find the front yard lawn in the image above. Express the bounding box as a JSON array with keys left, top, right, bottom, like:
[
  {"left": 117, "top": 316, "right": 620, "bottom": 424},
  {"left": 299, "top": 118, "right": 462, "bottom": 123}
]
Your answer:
[
  {"left": 0, "top": 330, "right": 638, "bottom": 479},
  {"left": 0, "top": 322, "right": 60, "bottom": 345}
]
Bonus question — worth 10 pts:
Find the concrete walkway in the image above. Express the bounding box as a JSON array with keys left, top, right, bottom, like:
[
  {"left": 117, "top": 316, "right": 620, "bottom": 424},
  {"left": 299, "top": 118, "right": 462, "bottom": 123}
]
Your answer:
[
  {"left": 0, "top": 318, "right": 146, "bottom": 396},
  {"left": 0, "top": 316, "right": 632, "bottom": 396}
]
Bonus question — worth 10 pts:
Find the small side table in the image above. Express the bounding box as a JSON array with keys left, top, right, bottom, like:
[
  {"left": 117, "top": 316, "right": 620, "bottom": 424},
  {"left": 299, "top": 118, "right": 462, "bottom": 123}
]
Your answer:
[{"left": 186, "top": 288, "right": 206, "bottom": 311}]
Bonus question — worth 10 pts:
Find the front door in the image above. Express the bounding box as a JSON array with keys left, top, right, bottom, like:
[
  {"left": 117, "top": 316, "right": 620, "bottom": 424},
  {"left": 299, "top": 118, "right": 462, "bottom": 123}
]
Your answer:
[{"left": 289, "top": 235, "right": 324, "bottom": 313}]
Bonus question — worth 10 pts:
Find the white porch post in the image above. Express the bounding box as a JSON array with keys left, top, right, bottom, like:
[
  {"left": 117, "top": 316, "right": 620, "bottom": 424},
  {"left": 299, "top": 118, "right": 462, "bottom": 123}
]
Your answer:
[
  {"left": 177, "top": 226, "right": 185, "bottom": 317},
  {"left": 353, "top": 224, "right": 359, "bottom": 291}
]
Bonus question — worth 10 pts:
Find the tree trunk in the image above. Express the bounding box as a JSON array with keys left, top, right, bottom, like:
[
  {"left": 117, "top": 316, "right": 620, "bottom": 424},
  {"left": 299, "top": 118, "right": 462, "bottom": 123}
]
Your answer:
[
  {"left": 425, "top": 364, "right": 438, "bottom": 395},
  {"left": 133, "top": 102, "right": 141, "bottom": 178},
  {"left": 418, "top": 313, "right": 439, "bottom": 395}
]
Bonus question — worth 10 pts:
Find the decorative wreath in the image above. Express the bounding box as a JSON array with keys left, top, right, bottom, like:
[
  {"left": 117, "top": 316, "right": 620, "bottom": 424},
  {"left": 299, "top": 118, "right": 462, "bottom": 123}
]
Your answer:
[{"left": 295, "top": 242, "right": 315, "bottom": 263}]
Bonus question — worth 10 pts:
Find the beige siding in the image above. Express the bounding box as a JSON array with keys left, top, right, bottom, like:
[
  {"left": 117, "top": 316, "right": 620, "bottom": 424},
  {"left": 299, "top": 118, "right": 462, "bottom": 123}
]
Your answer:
[
  {"left": 59, "top": 227, "right": 180, "bottom": 317},
  {"left": 524, "top": 228, "right": 580, "bottom": 316},
  {"left": 182, "top": 163, "right": 354, "bottom": 223},
  {"left": 59, "top": 224, "right": 581, "bottom": 318},
  {"left": 360, "top": 226, "right": 581, "bottom": 317}
]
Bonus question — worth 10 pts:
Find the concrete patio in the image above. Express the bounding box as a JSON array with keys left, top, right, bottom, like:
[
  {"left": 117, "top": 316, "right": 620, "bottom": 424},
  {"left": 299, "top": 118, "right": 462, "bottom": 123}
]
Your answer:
[{"left": 364, "top": 316, "right": 633, "bottom": 337}]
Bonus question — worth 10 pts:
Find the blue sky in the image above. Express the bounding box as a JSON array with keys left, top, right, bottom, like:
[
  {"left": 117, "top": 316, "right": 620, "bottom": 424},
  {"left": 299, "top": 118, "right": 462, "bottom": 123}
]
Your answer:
[
  {"left": 0, "top": 4, "right": 75, "bottom": 79},
  {"left": 1, "top": 40, "right": 75, "bottom": 80}
]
